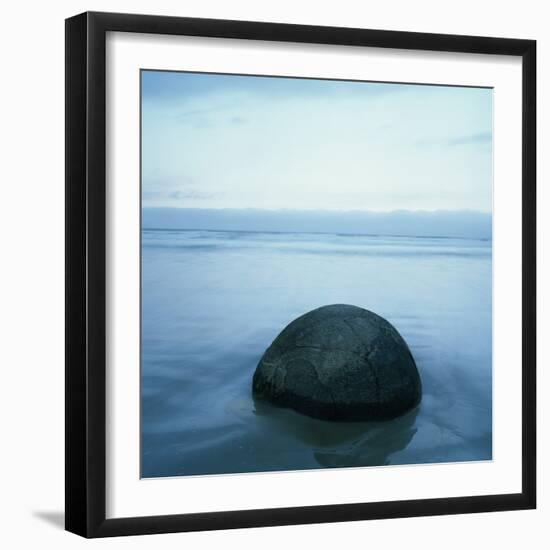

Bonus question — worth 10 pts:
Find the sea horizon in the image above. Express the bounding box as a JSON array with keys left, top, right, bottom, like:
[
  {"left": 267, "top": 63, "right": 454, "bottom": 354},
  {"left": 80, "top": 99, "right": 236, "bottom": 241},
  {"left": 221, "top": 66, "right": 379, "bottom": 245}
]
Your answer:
[
  {"left": 142, "top": 226, "right": 492, "bottom": 242},
  {"left": 142, "top": 207, "right": 492, "bottom": 240}
]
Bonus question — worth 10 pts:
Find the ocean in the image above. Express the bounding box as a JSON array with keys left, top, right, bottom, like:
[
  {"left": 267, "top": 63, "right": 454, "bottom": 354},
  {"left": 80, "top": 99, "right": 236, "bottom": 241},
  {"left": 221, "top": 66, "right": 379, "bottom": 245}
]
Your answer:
[{"left": 141, "top": 228, "right": 492, "bottom": 478}]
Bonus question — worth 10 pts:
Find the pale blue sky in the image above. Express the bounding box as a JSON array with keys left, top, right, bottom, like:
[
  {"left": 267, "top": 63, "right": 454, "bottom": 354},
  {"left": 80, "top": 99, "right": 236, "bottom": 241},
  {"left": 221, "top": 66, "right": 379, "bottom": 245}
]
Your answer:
[{"left": 141, "top": 70, "right": 492, "bottom": 213}]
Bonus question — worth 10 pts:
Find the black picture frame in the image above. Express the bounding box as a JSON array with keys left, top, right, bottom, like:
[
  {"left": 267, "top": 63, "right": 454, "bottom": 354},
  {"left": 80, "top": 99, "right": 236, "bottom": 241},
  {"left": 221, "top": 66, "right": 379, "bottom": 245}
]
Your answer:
[{"left": 65, "top": 11, "right": 536, "bottom": 538}]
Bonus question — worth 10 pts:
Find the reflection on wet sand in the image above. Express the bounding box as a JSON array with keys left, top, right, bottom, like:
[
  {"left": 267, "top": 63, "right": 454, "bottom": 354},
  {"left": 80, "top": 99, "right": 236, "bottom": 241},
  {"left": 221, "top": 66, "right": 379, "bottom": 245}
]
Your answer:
[{"left": 253, "top": 397, "right": 419, "bottom": 469}]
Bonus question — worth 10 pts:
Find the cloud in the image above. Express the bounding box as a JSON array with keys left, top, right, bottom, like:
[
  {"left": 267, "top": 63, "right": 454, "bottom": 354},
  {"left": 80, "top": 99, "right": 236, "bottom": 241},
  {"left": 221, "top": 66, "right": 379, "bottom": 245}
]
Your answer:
[
  {"left": 230, "top": 116, "right": 247, "bottom": 126},
  {"left": 447, "top": 132, "right": 492, "bottom": 146},
  {"left": 143, "top": 190, "right": 215, "bottom": 202},
  {"left": 416, "top": 131, "right": 492, "bottom": 148},
  {"left": 141, "top": 176, "right": 217, "bottom": 205},
  {"left": 176, "top": 106, "right": 227, "bottom": 120}
]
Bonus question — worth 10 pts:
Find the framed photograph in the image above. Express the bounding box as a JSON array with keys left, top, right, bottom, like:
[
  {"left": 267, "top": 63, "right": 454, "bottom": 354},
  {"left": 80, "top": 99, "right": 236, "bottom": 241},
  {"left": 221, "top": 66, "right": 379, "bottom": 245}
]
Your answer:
[{"left": 65, "top": 11, "right": 536, "bottom": 537}]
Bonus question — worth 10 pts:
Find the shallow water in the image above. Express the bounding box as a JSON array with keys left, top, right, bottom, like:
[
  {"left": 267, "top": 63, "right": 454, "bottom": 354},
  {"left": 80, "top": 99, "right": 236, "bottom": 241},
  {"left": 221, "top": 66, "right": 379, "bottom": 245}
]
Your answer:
[{"left": 141, "top": 229, "right": 492, "bottom": 478}]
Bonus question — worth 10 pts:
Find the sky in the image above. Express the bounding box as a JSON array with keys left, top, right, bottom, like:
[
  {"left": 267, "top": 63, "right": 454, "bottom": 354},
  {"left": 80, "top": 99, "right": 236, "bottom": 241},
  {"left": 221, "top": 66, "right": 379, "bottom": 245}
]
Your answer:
[{"left": 141, "top": 70, "right": 493, "bottom": 213}]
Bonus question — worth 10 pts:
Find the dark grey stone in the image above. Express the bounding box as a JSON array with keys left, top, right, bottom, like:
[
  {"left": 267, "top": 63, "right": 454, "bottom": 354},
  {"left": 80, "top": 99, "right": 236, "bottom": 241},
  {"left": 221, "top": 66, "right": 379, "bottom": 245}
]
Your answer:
[{"left": 252, "top": 304, "right": 422, "bottom": 421}]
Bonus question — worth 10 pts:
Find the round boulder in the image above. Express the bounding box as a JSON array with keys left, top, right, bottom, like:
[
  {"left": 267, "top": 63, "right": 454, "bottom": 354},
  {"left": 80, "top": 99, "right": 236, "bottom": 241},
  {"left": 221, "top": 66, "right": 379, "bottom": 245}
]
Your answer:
[{"left": 252, "top": 304, "right": 421, "bottom": 421}]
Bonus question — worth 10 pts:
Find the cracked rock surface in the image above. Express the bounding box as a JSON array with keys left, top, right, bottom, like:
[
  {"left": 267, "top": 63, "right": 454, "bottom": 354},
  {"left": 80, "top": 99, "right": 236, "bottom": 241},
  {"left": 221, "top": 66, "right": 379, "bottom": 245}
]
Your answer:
[{"left": 252, "top": 304, "right": 422, "bottom": 421}]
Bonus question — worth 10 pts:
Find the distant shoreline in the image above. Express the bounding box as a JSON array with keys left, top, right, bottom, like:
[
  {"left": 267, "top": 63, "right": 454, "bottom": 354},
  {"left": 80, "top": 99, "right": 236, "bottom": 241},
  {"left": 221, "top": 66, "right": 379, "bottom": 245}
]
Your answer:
[
  {"left": 142, "top": 208, "right": 492, "bottom": 240},
  {"left": 141, "top": 226, "right": 492, "bottom": 242}
]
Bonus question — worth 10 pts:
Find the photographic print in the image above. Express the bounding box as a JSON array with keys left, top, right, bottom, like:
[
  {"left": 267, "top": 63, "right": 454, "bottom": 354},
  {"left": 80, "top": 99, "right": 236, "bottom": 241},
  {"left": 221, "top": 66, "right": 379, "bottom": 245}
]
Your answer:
[{"left": 140, "top": 70, "right": 493, "bottom": 479}]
